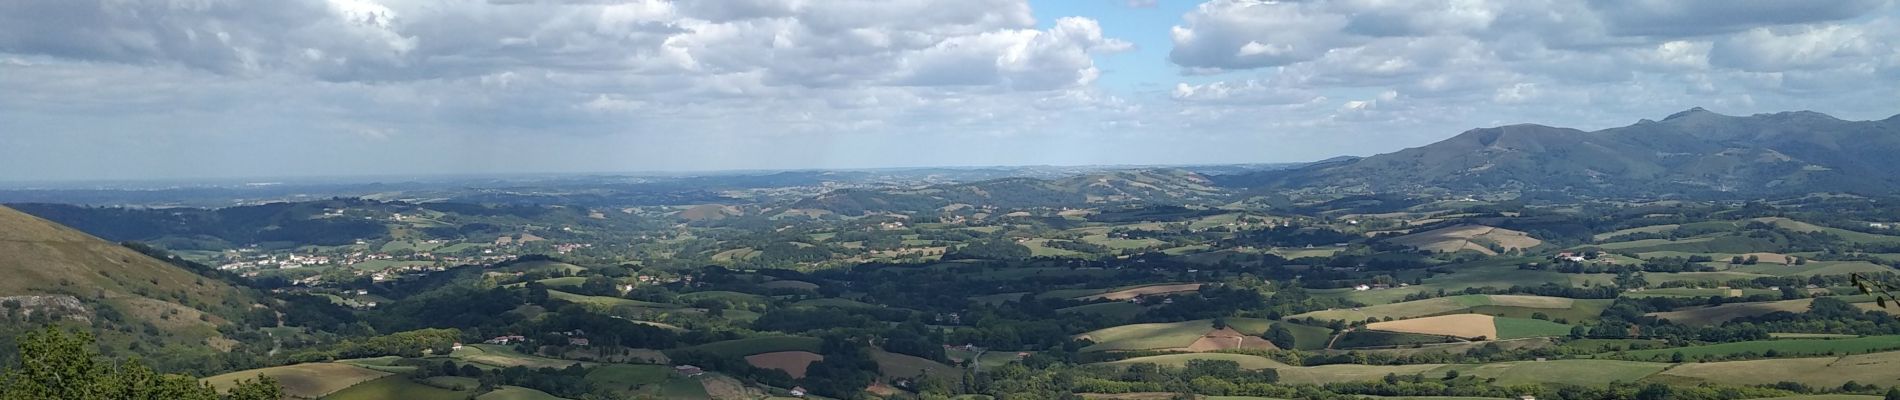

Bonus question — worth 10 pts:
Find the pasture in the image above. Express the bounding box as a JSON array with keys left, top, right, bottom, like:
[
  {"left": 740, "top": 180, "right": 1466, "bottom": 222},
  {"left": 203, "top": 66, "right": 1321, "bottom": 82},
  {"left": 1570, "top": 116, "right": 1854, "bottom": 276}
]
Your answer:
[
  {"left": 1439, "top": 359, "right": 1668, "bottom": 387},
  {"left": 477, "top": 386, "right": 569, "bottom": 400},
  {"left": 871, "top": 349, "right": 961, "bottom": 379},
  {"left": 324, "top": 376, "right": 477, "bottom": 400},
  {"left": 1076, "top": 318, "right": 1328, "bottom": 351},
  {"left": 1656, "top": 351, "right": 1900, "bottom": 387},
  {"left": 451, "top": 344, "right": 590, "bottom": 369},
  {"left": 201, "top": 362, "right": 389, "bottom": 399},
  {"left": 1366, "top": 314, "right": 1496, "bottom": 339}
]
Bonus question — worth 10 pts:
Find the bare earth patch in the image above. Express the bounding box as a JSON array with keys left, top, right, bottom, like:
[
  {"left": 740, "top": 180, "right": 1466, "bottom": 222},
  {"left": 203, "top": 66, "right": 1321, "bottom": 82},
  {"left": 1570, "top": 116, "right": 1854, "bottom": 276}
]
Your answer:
[
  {"left": 744, "top": 351, "right": 824, "bottom": 379},
  {"left": 1366, "top": 314, "right": 1498, "bottom": 340},
  {"left": 1387, "top": 225, "right": 1542, "bottom": 255},
  {"left": 1184, "top": 327, "right": 1279, "bottom": 352}
]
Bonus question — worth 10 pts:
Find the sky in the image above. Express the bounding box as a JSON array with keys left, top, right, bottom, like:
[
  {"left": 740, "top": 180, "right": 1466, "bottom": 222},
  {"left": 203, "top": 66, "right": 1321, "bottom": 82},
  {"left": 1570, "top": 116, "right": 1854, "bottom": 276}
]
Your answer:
[{"left": 2, "top": 0, "right": 1899, "bottom": 182}]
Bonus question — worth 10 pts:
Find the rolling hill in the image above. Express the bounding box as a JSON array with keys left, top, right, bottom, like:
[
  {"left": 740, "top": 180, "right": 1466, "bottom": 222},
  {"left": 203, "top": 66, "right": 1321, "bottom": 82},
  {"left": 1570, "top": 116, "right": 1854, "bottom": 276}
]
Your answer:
[
  {"left": 1219, "top": 108, "right": 1900, "bottom": 196},
  {"left": 0, "top": 205, "right": 264, "bottom": 367}
]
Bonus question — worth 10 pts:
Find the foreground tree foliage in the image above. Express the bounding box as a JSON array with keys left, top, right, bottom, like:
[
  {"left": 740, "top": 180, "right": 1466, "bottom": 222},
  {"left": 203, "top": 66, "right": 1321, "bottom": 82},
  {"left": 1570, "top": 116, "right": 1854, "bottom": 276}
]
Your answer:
[{"left": 0, "top": 327, "right": 281, "bottom": 400}]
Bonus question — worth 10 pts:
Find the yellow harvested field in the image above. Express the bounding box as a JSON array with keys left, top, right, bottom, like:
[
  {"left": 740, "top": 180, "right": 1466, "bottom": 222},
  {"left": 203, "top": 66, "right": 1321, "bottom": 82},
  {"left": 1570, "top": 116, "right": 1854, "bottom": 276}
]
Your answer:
[
  {"left": 1386, "top": 225, "right": 1542, "bottom": 255},
  {"left": 1366, "top": 314, "right": 1497, "bottom": 339},
  {"left": 1184, "top": 327, "right": 1279, "bottom": 352},
  {"left": 1489, "top": 295, "right": 1576, "bottom": 308},
  {"left": 1079, "top": 283, "right": 1204, "bottom": 301},
  {"left": 203, "top": 363, "right": 390, "bottom": 399},
  {"left": 744, "top": 351, "right": 824, "bottom": 379}
]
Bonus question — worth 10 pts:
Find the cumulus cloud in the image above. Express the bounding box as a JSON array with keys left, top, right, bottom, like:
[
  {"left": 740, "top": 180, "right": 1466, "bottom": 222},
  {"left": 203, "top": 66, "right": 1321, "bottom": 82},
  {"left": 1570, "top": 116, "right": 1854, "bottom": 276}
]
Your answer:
[{"left": 1166, "top": 0, "right": 1900, "bottom": 129}]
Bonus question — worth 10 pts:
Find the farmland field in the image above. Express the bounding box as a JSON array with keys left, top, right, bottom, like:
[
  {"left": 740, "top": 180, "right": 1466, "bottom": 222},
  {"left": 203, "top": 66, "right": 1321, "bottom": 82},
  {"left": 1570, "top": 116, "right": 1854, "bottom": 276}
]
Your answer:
[
  {"left": 1438, "top": 359, "right": 1668, "bottom": 386},
  {"left": 1491, "top": 317, "right": 1574, "bottom": 339},
  {"left": 1366, "top": 314, "right": 1496, "bottom": 339},
  {"left": 324, "top": 376, "right": 476, "bottom": 400},
  {"left": 201, "top": 363, "right": 389, "bottom": 399},
  {"left": 477, "top": 386, "right": 569, "bottom": 400},
  {"left": 548, "top": 290, "right": 682, "bottom": 309},
  {"left": 583, "top": 364, "right": 672, "bottom": 391},
  {"left": 451, "top": 344, "right": 590, "bottom": 369},
  {"left": 1657, "top": 351, "right": 1900, "bottom": 387}
]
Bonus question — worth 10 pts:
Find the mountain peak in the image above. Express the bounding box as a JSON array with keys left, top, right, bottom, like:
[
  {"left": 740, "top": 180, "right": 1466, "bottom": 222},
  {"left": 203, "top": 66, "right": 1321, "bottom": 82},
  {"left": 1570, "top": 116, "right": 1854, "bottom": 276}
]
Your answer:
[{"left": 1663, "top": 107, "right": 1718, "bottom": 121}]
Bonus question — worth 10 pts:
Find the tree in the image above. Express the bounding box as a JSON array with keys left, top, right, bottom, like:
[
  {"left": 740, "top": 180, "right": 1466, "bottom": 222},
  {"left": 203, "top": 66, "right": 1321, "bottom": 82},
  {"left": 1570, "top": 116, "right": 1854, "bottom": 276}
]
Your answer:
[
  {"left": 1265, "top": 324, "right": 1297, "bottom": 349},
  {"left": 1884, "top": 386, "right": 1900, "bottom": 400},
  {"left": 0, "top": 327, "right": 280, "bottom": 400}
]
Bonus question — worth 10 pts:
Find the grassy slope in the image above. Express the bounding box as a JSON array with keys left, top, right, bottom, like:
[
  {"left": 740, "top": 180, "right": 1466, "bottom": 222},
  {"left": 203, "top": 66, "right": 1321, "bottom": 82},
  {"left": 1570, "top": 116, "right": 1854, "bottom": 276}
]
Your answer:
[
  {"left": 0, "top": 205, "right": 260, "bottom": 349},
  {"left": 324, "top": 376, "right": 477, "bottom": 400},
  {"left": 202, "top": 363, "right": 390, "bottom": 399}
]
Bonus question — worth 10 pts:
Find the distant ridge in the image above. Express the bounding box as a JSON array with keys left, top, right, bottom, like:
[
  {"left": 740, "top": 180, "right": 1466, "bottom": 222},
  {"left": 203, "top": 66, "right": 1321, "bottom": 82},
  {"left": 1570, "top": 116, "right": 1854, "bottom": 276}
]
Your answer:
[{"left": 1216, "top": 109, "right": 1900, "bottom": 196}]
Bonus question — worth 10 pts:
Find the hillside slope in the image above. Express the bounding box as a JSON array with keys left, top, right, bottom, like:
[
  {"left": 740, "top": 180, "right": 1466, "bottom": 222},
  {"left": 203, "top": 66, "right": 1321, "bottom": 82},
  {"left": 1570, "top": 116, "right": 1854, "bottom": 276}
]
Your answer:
[
  {"left": 0, "top": 205, "right": 263, "bottom": 368},
  {"left": 1219, "top": 109, "right": 1900, "bottom": 196}
]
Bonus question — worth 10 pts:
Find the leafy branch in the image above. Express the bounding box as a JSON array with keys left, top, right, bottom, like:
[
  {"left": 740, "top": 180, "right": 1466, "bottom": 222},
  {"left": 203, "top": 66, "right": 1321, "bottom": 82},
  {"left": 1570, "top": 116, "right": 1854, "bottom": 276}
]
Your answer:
[{"left": 1851, "top": 273, "right": 1899, "bottom": 309}]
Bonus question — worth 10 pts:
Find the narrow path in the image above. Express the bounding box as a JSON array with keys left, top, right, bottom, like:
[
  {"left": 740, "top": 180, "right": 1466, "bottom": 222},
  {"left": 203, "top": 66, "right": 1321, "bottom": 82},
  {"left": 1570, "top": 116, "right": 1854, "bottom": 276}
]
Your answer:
[{"left": 1326, "top": 328, "right": 1353, "bottom": 350}]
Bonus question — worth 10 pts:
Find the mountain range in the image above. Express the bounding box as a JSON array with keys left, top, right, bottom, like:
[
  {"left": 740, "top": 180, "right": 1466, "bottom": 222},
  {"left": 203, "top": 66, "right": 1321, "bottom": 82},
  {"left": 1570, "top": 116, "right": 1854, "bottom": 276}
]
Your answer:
[{"left": 1217, "top": 108, "right": 1900, "bottom": 197}]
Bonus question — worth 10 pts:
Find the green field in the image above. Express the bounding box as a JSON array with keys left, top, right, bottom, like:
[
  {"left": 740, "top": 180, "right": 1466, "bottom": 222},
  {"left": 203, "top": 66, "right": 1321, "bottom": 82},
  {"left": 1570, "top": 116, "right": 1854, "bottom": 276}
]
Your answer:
[
  {"left": 450, "top": 344, "right": 590, "bottom": 369},
  {"left": 201, "top": 363, "right": 390, "bottom": 399},
  {"left": 1492, "top": 317, "right": 1574, "bottom": 339},
  {"left": 548, "top": 290, "right": 682, "bottom": 309},
  {"left": 584, "top": 364, "right": 673, "bottom": 391},
  {"left": 1657, "top": 351, "right": 1900, "bottom": 388},
  {"left": 1438, "top": 359, "right": 1668, "bottom": 386},
  {"left": 1101, "top": 353, "right": 1291, "bottom": 370},
  {"left": 1617, "top": 335, "right": 1900, "bottom": 360},
  {"left": 477, "top": 386, "right": 570, "bottom": 400},
  {"left": 1295, "top": 294, "right": 1596, "bottom": 323},
  {"left": 324, "top": 376, "right": 476, "bottom": 400},
  {"left": 1076, "top": 318, "right": 1329, "bottom": 352},
  {"left": 666, "top": 336, "right": 823, "bottom": 358},
  {"left": 871, "top": 348, "right": 961, "bottom": 379},
  {"left": 1621, "top": 287, "right": 1780, "bottom": 298},
  {"left": 1731, "top": 261, "right": 1893, "bottom": 276},
  {"left": 677, "top": 290, "right": 770, "bottom": 305}
]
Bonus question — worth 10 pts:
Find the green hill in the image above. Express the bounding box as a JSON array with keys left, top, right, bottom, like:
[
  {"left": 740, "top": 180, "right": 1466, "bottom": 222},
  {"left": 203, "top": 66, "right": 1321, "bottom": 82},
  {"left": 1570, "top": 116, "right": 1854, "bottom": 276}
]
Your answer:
[{"left": 0, "top": 205, "right": 265, "bottom": 368}]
